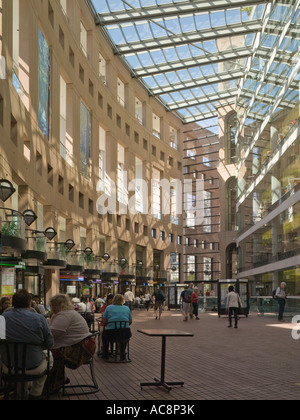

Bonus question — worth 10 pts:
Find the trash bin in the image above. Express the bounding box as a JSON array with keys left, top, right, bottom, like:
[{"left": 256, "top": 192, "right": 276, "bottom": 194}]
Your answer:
[{"left": 218, "top": 279, "right": 249, "bottom": 318}]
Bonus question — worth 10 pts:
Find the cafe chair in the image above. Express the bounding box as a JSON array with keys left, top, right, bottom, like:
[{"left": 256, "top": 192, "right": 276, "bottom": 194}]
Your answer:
[
  {"left": 62, "top": 332, "right": 99, "bottom": 397},
  {"left": 0, "top": 340, "right": 51, "bottom": 400},
  {"left": 102, "top": 321, "right": 132, "bottom": 363}
]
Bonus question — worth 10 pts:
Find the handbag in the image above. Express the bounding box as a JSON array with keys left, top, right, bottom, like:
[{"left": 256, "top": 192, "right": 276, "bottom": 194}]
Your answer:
[{"left": 63, "top": 336, "right": 96, "bottom": 370}]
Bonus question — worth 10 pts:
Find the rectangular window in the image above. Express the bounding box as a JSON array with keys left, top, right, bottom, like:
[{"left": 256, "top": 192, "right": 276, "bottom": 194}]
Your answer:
[
  {"left": 99, "top": 126, "right": 106, "bottom": 192},
  {"left": 203, "top": 156, "right": 211, "bottom": 167},
  {"left": 152, "top": 168, "right": 161, "bottom": 220},
  {"left": 99, "top": 52, "right": 106, "bottom": 84},
  {"left": 170, "top": 185, "right": 179, "bottom": 225},
  {"left": 135, "top": 157, "right": 145, "bottom": 213},
  {"left": 38, "top": 27, "right": 50, "bottom": 139},
  {"left": 80, "top": 21, "right": 88, "bottom": 57},
  {"left": 170, "top": 126, "right": 178, "bottom": 150},
  {"left": 117, "top": 144, "right": 127, "bottom": 206},
  {"left": 153, "top": 113, "right": 161, "bottom": 139},
  {"left": 80, "top": 101, "right": 91, "bottom": 180},
  {"left": 60, "top": 76, "right": 73, "bottom": 165},
  {"left": 135, "top": 97, "right": 143, "bottom": 125},
  {"left": 203, "top": 190, "right": 212, "bottom": 233},
  {"left": 117, "top": 78, "right": 125, "bottom": 107}
]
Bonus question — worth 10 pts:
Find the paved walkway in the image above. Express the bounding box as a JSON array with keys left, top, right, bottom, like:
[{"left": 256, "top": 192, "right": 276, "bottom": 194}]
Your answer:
[{"left": 55, "top": 309, "right": 300, "bottom": 401}]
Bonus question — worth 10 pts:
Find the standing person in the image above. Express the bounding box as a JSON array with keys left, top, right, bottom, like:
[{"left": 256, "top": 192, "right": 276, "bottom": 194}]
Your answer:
[
  {"left": 1, "top": 290, "right": 54, "bottom": 400},
  {"left": 180, "top": 285, "right": 192, "bottom": 322},
  {"left": 144, "top": 291, "right": 151, "bottom": 312},
  {"left": 192, "top": 287, "right": 200, "bottom": 320},
  {"left": 226, "top": 286, "right": 242, "bottom": 329},
  {"left": 275, "top": 282, "right": 287, "bottom": 322},
  {"left": 152, "top": 287, "right": 165, "bottom": 320},
  {"left": 188, "top": 283, "right": 194, "bottom": 319},
  {"left": 124, "top": 288, "right": 135, "bottom": 312},
  {"left": 78, "top": 296, "right": 94, "bottom": 331}
]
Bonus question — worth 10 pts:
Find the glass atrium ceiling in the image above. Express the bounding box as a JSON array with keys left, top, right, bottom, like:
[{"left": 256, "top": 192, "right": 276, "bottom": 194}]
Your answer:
[{"left": 89, "top": 0, "right": 299, "bottom": 124}]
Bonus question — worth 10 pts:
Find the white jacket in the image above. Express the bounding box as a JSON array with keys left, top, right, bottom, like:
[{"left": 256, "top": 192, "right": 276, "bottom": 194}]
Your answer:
[{"left": 226, "top": 292, "right": 242, "bottom": 309}]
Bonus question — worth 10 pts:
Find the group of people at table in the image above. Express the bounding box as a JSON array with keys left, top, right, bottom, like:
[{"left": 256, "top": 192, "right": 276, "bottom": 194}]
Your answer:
[{"left": 0, "top": 290, "right": 132, "bottom": 400}]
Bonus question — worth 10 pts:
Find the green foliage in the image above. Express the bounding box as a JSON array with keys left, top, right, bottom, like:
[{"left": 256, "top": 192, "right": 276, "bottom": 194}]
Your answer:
[
  {"left": 240, "top": 7, "right": 253, "bottom": 16},
  {"left": 1, "top": 221, "right": 19, "bottom": 238}
]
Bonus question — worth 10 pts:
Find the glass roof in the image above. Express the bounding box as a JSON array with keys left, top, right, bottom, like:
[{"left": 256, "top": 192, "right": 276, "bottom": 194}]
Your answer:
[{"left": 89, "top": 0, "right": 299, "bottom": 124}]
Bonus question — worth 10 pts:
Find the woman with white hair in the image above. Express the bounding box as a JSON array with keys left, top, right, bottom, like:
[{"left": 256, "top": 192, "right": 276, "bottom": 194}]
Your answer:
[
  {"left": 45, "top": 294, "right": 95, "bottom": 394},
  {"left": 275, "top": 282, "right": 287, "bottom": 322}
]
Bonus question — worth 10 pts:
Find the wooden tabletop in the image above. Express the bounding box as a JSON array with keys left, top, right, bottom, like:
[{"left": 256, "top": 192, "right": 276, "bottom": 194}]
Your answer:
[{"left": 138, "top": 329, "right": 194, "bottom": 337}]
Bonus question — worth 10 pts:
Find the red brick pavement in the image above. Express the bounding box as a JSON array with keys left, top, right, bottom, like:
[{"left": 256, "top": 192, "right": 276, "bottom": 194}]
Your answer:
[{"left": 54, "top": 309, "right": 300, "bottom": 401}]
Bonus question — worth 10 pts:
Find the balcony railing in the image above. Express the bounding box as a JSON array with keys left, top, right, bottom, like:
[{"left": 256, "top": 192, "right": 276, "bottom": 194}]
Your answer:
[{"left": 0, "top": 208, "right": 26, "bottom": 252}]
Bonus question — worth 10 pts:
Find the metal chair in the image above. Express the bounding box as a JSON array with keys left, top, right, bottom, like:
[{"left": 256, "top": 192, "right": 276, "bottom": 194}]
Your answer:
[
  {"left": 102, "top": 321, "right": 132, "bottom": 363},
  {"left": 62, "top": 332, "right": 99, "bottom": 397},
  {"left": 0, "top": 340, "right": 51, "bottom": 400}
]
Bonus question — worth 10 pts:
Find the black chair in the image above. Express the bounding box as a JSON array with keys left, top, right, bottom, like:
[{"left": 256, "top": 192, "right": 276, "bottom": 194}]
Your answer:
[
  {"left": 0, "top": 340, "right": 51, "bottom": 400},
  {"left": 102, "top": 321, "right": 132, "bottom": 363},
  {"left": 62, "top": 332, "right": 99, "bottom": 397}
]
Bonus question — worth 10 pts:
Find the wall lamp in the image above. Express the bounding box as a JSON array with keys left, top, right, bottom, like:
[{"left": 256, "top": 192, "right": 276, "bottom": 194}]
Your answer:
[{"left": 0, "top": 179, "right": 16, "bottom": 203}]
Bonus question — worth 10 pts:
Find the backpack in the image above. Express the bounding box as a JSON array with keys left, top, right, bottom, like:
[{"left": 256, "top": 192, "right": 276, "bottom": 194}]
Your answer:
[
  {"left": 184, "top": 290, "right": 192, "bottom": 303},
  {"left": 272, "top": 288, "right": 278, "bottom": 300},
  {"left": 155, "top": 290, "right": 165, "bottom": 302}
]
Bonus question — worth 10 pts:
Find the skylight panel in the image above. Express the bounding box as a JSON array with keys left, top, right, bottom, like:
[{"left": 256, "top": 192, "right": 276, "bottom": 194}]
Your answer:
[
  {"left": 195, "top": 13, "right": 211, "bottom": 31},
  {"left": 150, "top": 49, "right": 167, "bottom": 65},
  {"left": 176, "top": 45, "right": 192, "bottom": 60},
  {"left": 142, "top": 76, "right": 158, "bottom": 88},
  {"left": 165, "top": 71, "right": 181, "bottom": 84},
  {"left": 107, "top": 26, "right": 126, "bottom": 44},
  {"left": 150, "top": 20, "right": 168, "bottom": 37},
  {"left": 164, "top": 17, "right": 181, "bottom": 34},
  {"left": 122, "top": 25, "right": 141, "bottom": 42},
  {"left": 210, "top": 11, "right": 226, "bottom": 28},
  {"left": 154, "top": 73, "right": 169, "bottom": 86},
  {"left": 137, "top": 51, "right": 154, "bottom": 67},
  {"left": 180, "top": 15, "right": 196, "bottom": 33},
  {"left": 226, "top": 8, "right": 242, "bottom": 25}
]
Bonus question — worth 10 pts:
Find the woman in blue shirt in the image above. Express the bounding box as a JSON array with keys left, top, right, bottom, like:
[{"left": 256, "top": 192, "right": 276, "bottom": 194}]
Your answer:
[{"left": 102, "top": 294, "right": 132, "bottom": 360}]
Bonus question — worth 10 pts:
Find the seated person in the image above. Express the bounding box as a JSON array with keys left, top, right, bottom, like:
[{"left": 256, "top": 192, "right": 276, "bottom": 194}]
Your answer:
[
  {"left": 46, "top": 294, "right": 95, "bottom": 394},
  {"left": 0, "top": 296, "right": 11, "bottom": 314},
  {"left": 98, "top": 294, "right": 114, "bottom": 353},
  {"left": 102, "top": 294, "right": 132, "bottom": 360},
  {"left": 134, "top": 296, "right": 141, "bottom": 307},
  {"left": 0, "top": 290, "right": 54, "bottom": 400}
]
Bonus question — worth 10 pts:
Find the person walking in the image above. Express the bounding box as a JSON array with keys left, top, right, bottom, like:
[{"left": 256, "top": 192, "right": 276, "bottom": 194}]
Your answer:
[
  {"left": 144, "top": 291, "right": 151, "bottom": 311},
  {"left": 124, "top": 288, "right": 135, "bottom": 312},
  {"left": 152, "top": 287, "right": 165, "bottom": 320},
  {"left": 275, "top": 282, "right": 287, "bottom": 322},
  {"left": 192, "top": 287, "right": 200, "bottom": 320},
  {"left": 180, "top": 285, "right": 192, "bottom": 322},
  {"left": 226, "top": 286, "right": 242, "bottom": 329}
]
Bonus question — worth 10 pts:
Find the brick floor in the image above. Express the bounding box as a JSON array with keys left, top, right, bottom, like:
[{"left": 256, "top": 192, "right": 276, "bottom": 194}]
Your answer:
[{"left": 54, "top": 309, "right": 300, "bottom": 401}]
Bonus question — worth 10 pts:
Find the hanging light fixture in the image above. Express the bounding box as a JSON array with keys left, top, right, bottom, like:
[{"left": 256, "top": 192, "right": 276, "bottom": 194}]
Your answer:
[
  {"left": 0, "top": 179, "right": 16, "bottom": 203},
  {"left": 84, "top": 247, "right": 93, "bottom": 257},
  {"left": 44, "top": 227, "right": 57, "bottom": 241},
  {"left": 64, "top": 239, "right": 75, "bottom": 250},
  {"left": 23, "top": 209, "right": 38, "bottom": 227},
  {"left": 102, "top": 253, "right": 110, "bottom": 262}
]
